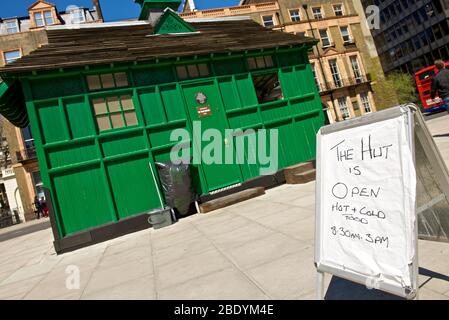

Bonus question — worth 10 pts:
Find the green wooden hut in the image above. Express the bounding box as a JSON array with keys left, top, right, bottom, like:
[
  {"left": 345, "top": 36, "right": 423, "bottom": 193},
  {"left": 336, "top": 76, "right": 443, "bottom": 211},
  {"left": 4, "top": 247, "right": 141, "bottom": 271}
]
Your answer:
[{"left": 0, "top": 0, "right": 324, "bottom": 253}]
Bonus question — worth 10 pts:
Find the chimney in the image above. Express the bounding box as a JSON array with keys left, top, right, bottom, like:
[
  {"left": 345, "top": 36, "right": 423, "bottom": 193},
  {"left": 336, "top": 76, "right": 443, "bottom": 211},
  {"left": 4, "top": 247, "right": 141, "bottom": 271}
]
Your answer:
[
  {"left": 92, "top": 0, "right": 104, "bottom": 22},
  {"left": 135, "top": 0, "right": 181, "bottom": 25},
  {"left": 185, "top": 0, "right": 196, "bottom": 12}
]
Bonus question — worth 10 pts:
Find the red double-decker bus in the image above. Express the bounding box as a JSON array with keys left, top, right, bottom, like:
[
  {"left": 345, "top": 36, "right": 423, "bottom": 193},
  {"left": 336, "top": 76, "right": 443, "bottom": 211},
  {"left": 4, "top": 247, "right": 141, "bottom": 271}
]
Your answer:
[{"left": 414, "top": 62, "right": 449, "bottom": 113}]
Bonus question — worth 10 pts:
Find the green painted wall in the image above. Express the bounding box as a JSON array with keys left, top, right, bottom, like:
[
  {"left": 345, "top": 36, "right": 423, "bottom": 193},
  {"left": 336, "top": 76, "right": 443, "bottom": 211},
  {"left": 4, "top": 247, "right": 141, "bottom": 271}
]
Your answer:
[{"left": 20, "top": 47, "right": 324, "bottom": 238}]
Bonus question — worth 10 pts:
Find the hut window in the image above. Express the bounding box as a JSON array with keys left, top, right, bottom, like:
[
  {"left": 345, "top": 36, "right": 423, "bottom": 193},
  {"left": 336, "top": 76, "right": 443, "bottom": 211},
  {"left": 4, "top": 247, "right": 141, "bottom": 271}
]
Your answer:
[
  {"left": 92, "top": 95, "right": 138, "bottom": 132},
  {"left": 176, "top": 64, "right": 210, "bottom": 80},
  {"left": 252, "top": 72, "right": 283, "bottom": 104},
  {"left": 86, "top": 73, "right": 129, "bottom": 91},
  {"left": 247, "top": 56, "right": 275, "bottom": 70}
]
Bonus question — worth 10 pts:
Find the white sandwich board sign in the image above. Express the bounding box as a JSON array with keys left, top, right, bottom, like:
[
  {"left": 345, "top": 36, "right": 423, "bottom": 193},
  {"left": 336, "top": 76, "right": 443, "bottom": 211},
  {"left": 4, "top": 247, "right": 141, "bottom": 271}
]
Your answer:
[{"left": 315, "top": 106, "right": 419, "bottom": 299}]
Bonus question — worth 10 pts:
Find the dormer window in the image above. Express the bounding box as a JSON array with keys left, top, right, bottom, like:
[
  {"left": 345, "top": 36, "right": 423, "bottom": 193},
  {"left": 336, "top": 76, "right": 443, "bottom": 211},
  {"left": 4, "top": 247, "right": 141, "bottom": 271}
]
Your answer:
[
  {"left": 34, "top": 10, "right": 54, "bottom": 27},
  {"left": 68, "top": 7, "right": 86, "bottom": 24},
  {"left": 5, "top": 20, "right": 19, "bottom": 34}
]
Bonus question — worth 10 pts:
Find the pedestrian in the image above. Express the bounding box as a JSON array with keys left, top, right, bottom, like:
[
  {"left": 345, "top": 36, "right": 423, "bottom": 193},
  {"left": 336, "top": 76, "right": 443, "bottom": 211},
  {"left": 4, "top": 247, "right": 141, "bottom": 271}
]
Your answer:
[
  {"left": 34, "top": 196, "right": 42, "bottom": 219},
  {"left": 431, "top": 60, "right": 449, "bottom": 113},
  {"left": 41, "top": 197, "right": 48, "bottom": 218}
]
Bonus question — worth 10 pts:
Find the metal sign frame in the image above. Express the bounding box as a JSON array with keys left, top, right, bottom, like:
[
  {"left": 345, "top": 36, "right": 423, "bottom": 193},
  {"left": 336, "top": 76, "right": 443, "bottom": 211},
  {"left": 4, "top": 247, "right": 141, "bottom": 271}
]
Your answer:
[{"left": 315, "top": 105, "right": 419, "bottom": 300}]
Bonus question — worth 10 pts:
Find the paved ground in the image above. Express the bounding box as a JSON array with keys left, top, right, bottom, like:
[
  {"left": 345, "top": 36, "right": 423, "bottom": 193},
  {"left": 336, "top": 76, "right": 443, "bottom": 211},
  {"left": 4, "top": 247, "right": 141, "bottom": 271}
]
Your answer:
[{"left": 0, "top": 114, "right": 449, "bottom": 300}]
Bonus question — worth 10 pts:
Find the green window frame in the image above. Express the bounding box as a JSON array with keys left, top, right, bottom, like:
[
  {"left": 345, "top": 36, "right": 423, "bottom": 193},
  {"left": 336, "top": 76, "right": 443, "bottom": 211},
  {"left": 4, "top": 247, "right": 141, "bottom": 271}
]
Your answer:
[
  {"left": 176, "top": 63, "right": 210, "bottom": 80},
  {"left": 86, "top": 72, "right": 129, "bottom": 91},
  {"left": 91, "top": 95, "right": 138, "bottom": 132}
]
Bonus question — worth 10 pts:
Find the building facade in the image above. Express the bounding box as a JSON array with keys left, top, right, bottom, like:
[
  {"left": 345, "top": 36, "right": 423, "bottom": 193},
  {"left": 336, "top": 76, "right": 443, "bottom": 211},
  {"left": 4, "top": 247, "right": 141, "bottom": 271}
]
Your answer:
[
  {"left": 181, "top": 0, "right": 399, "bottom": 123},
  {"left": 0, "top": 0, "right": 103, "bottom": 221},
  {"left": 361, "top": 0, "right": 449, "bottom": 74}
]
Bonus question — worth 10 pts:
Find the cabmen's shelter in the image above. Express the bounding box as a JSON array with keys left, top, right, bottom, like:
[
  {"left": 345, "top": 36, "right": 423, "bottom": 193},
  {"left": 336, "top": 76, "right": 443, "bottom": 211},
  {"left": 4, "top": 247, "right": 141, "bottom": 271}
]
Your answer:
[{"left": 0, "top": 0, "right": 324, "bottom": 253}]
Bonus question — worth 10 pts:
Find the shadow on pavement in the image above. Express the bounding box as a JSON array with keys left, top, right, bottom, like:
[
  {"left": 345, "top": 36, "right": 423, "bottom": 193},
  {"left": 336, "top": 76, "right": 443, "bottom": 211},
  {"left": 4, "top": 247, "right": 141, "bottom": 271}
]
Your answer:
[
  {"left": 324, "top": 276, "right": 404, "bottom": 300},
  {"left": 325, "top": 267, "right": 449, "bottom": 300},
  {"left": 0, "top": 220, "right": 51, "bottom": 243}
]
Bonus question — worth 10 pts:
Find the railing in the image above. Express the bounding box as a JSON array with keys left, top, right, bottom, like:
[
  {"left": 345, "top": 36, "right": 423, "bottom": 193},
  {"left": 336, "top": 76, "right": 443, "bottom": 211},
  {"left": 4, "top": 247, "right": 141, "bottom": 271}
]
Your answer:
[
  {"left": 316, "top": 75, "right": 370, "bottom": 93},
  {"left": 180, "top": 2, "right": 279, "bottom": 19},
  {"left": 16, "top": 146, "right": 37, "bottom": 161},
  {"left": 343, "top": 40, "right": 357, "bottom": 49}
]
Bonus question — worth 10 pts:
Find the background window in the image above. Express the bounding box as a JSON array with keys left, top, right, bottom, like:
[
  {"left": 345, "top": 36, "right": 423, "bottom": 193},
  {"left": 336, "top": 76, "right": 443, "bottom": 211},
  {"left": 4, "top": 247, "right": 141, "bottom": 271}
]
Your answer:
[
  {"left": 34, "top": 12, "right": 44, "bottom": 27},
  {"left": 3, "top": 50, "right": 21, "bottom": 64},
  {"left": 69, "top": 8, "right": 86, "bottom": 23},
  {"left": 361, "top": 93, "right": 372, "bottom": 113},
  {"left": 44, "top": 11, "right": 53, "bottom": 25},
  {"left": 340, "top": 26, "right": 352, "bottom": 44},
  {"left": 312, "top": 7, "right": 323, "bottom": 19},
  {"left": 350, "top": 56, "right": 363, "bottom": 82},
  {"left": 6, "top": 20, "right": 19, "bottom": 33},
  {"left": 319, "top": 29, "right": 331, "bottom": 47},
  {"left": 311, "top": 63, "right": 321, "bottom": 91},
  {"left": 290, "top": 10, "right": 300, "bottom": 22},
  {"left": 329, "top": 59, "right": 342, "bottom": 88},
  {"left": 338, "top": 97, "right": 350, "bottom": 119},
  {"left": 34, "top": 10, "right": 54, "bottom": 27},
  {"left": 333, "top": 4, "right": 344, "bottom": 16},
  {"left": 262, "top": 15, "right": 274, "bottom": 27}
]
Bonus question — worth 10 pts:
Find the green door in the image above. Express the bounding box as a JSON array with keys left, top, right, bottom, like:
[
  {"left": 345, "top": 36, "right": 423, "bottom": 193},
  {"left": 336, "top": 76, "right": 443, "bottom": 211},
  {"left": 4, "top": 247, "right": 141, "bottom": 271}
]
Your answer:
[{"left": 182, "top": 81, "right": 242, "bottom": 192}]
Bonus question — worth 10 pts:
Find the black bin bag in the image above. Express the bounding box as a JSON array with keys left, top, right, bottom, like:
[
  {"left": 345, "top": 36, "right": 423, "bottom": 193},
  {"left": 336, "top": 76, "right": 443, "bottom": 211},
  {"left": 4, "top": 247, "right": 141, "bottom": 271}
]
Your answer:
[{"left": 155, "top": 162, "right": 194, "bottom": 216}]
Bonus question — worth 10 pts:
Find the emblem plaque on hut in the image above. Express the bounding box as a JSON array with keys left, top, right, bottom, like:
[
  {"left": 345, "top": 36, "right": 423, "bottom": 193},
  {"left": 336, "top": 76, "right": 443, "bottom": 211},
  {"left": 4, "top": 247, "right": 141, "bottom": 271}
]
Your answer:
[{"left": 195, "top": 92, "right": 207, "bottom": 104}]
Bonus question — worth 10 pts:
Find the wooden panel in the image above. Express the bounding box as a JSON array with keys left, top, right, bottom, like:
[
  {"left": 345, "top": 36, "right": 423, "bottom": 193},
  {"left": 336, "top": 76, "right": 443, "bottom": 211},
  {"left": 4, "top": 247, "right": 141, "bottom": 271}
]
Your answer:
[
  {"left": 36, "top": 100, "right": 67, "bottom": 144},
  {"left": 106, "top": 155, "right": 160, "bottom": 219},
  {"left": 65, "top": 97, "right": 95, "bottom": 139},
  {"left": 47, "top": 140, "right": 97, "bottom": 169},
  {"left": 101, "top": 130, "right": 146, "bottom": 158},
  {"left": 53, "top": 164, "right": 113, "bottom": 235},
  {"left": 138, "top": 87, "right": 166, "bottom": 126}
]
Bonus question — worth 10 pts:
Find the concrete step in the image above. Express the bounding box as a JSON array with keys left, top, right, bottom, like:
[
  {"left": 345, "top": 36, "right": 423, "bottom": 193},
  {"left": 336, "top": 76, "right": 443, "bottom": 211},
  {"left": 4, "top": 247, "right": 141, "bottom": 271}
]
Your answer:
[
  {"left": 199, "top": 187, "right": 265, "bottom": 214},
  {"left": 284, "top": 161, "right": 315, "bottom": 183},
  {"left": 285, "top": 169, "right": 316, "bottom": 185}
]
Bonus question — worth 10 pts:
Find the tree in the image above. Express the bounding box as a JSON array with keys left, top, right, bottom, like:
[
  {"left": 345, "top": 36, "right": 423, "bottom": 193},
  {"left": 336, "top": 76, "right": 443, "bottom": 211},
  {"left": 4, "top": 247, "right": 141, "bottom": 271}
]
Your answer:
[
  {"left": 0, "top": 117, "right": 11, "bottom": 170},
  {"left": 385, "top": 71, "right": 419, "bottom": 105}
]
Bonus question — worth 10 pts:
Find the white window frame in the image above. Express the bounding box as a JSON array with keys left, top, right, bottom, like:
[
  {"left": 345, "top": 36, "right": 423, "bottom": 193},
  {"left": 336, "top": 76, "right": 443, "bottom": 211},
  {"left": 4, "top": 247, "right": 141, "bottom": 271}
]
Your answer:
[
  {"left": 329, "top": 59, "right": 343, "bottom": 88},
  {"left": 338, "top": 96, "right": 350, "bottom": 119},
  {"left": 262, "top": 15, "right": 275, "bottom": 27},
  {"left": 312, "top": 7, "right": 324, "bottom": 19},
  {"left": 319, "top": 29, "right": 331, "bottom": 48},
  {"left": 361, "top": 92, "right": 372, "bottom": 113},
  {"left": 311, "top": 63, "right": 322, "bottom": 91},
  {"left": 34, "top": 10, "right": 54, "bottom": 27},
  {"left": 340, "top": 26, "right": 352, "bottom": 44},
  {"left": 289, "top": 9, "right": 301, "bottom": 22},
  {"left": 44, "top": 10, "right": 54, "bottom": 25},
  {"left": 333, "top": 4, "right": 344, "bottom": 16},
  {"left": 350, "top": 56, "right": 363, "bottom": 82},
  {"left": 3, "top": 49, "right": 22, "bottom": 64},
  {"left": 69, "top": 8, "right": 86, "bottom": 24},
  {"left": 5, "top": 20, "right": 19, "bottom": 34}
]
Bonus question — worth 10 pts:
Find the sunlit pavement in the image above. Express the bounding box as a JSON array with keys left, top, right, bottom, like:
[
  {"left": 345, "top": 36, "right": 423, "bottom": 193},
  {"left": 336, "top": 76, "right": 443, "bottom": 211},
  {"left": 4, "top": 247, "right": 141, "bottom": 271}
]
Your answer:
[{"left": 0, "top": 115, "right": 449, "bottom": 300}]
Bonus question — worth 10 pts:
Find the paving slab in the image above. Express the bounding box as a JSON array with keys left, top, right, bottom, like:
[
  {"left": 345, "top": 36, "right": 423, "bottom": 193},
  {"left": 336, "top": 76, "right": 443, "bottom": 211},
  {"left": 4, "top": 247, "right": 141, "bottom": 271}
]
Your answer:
[{"left": 158, "top": 267, "right": 269, "bottom": 300}]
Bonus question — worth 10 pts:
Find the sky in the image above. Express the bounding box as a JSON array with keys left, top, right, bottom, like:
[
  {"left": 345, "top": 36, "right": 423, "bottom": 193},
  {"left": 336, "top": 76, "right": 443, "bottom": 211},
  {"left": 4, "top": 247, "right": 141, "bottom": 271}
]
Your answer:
[{"left": 1, "top": 0, "right": 241, "bottom": 21}]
